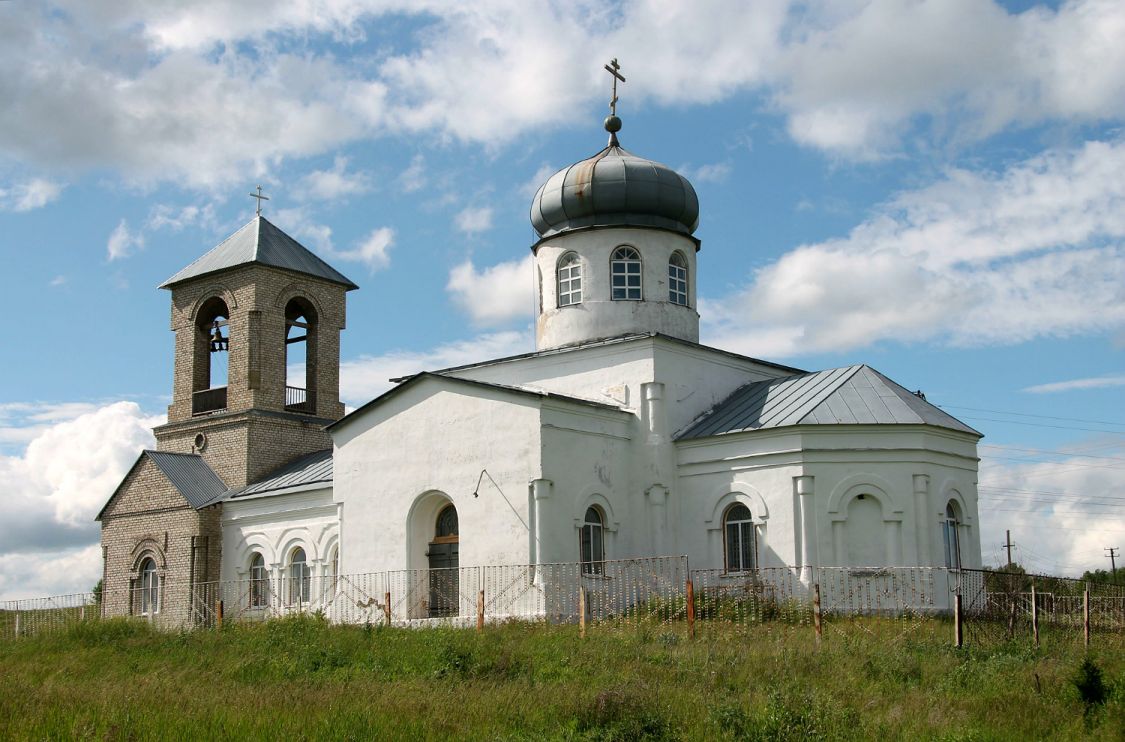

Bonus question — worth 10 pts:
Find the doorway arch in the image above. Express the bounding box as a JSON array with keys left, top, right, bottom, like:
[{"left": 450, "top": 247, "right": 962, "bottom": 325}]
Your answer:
[{"left": 428, "top": 503, "right": 459, "bottom": 617}]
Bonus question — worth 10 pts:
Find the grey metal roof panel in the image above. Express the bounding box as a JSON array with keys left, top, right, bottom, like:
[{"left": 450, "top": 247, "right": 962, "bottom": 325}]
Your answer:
[
  {"left": 143, "top": 451, "right": 228, "bottom": 509},
  {"left": 231, "top": 449, "right": 333, "bottom": 499},
  {"left": 677, "top": 364, "right": 980, "bottom": 439},
  {"left": 159, "top": 216, "right": 358, "bottom": 290}
]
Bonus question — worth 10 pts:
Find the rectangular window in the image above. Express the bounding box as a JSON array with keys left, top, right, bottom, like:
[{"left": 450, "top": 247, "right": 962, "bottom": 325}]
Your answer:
[
  {"left": 669, "top": 263, "right": 688, "bottom": 305},
  {"left": 611, "top": 261, "right": 642, "bottom": 300},
  {"left": 725, "top": 522, "right": 756, "bottom": 572},
  {"left": 559, "top": 263, "right": 582, "bottom": 306}
]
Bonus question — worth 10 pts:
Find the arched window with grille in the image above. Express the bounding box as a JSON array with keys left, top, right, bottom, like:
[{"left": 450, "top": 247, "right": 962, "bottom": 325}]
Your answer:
[
  {"left": 580, "top": 506, "right": 605, "bottom": 575},
  {"left": 557, "top": 252, "right": 582, "bottom": 307},
  {"left": 137, "top": 557, "right": 159, "bottom": 616},
  {"left": 723, "top": 503, "right": 756, "bottom": 573},
  {"left": 610, "top": 246, "right": 642, "bottom": 300},
  {"left": 942, "top": 501, "right": 962, "bottom": 569},
  {"left": 668, "top": 251, "right": 688, "bottom": 306},
  {"left": 249, "top": 553, "right": 269, "bottom": 608},
  {"left": 288, "top": 547, "right": 311, "bottom": 605}
]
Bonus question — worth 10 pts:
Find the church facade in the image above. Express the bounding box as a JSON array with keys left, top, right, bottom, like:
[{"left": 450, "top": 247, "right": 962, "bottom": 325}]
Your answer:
[{"left": 98, "top": 116, "right": 982, "bottom": 624}]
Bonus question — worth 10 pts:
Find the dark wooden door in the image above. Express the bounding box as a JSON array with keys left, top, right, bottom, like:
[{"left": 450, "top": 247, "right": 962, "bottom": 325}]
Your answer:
[{"left": 428, "top": 542, "right": 459, "bottom": 617}]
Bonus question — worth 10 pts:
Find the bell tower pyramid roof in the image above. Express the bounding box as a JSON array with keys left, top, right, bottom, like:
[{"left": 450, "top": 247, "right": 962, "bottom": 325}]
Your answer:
[{"left": 159, "top": 215, "right": 358, "bottom": 290}]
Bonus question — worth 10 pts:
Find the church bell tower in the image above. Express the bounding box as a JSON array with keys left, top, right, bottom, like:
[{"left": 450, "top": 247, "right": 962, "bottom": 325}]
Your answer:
[{"left": 154, "top": 215, "right": 357, "bottom": 488}]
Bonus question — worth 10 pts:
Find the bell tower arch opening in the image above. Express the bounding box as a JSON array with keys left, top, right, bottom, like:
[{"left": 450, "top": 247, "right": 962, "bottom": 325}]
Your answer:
[
  {"left": 193, "top": 296, "right": 230, "bottom": 415},
  {"left": 284, "top": 297, "right": 318, "bottom": 414}
]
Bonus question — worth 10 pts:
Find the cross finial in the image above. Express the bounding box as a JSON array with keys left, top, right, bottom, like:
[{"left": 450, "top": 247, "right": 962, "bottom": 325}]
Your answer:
[
  {"left": 604, "top": 58, "right": 625, "bottom": 116},
  {"left": 249, "top": 185, "right": 270, "bottom": 216}
]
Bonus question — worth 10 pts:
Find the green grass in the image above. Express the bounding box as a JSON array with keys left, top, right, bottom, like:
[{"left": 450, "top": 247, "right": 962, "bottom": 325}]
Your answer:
[{"left": 0, "top": 616, "right": 1122, "bottom": 740}]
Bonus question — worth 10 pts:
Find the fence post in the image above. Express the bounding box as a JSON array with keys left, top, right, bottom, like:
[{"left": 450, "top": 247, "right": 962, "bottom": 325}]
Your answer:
[
  {"left": 579, "top": 586, "right": 587, "bottom": 639},
  {"left": 813, "top": 583, "right": 823, "bottom": 645},
  {"left": 216, "top": 599, "right": 223, "bottom": 630},
  {"left": 476, "top": 589, "right": 485, "bottom": 633},
  {"left": 954, "top": 592, "right": 963, "bottom": 648},
  {"left": 1030, "top": 582, "right": 1038, "bottom": 648},
  {"left": 686, "top": 578, "right": 695, "bottom": 640},
  {"left": 384, "top": 591, "right": 391, "bottom": 627},
  {"left": 1083, "top": 582, "right": 1091, "bottom": 647},
  {"left": 13, "top": 611, "right": 19, "bottom": 638}
]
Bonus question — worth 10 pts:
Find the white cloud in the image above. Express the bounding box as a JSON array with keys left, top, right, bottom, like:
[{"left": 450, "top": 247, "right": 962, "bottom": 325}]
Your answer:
[
  {"left": 0, "top": 178, "right": 63, "bottom": 212},
  {"left": 1022, "top": 375, "right": 1125, "bottom": 394},
  {"left": 976, "top": 438, "right": 1125, "bottom": 575},
  {"left": 0, "top": 401, "right": 162, "bottom": 599},
  {"left": 106, "top": 219, "right": 145, "bottom": 261},
  {"left": 146, "top": 202, "right": 218, "bottom": 232},
  {"left": 454, "top": 206, "right": 494, "bottom": 235},
  {"left": 48, "top": 275, "right": 67, "bottom": 288},
  {"left": 340, "top": 330, "right": 533, "bottom": 404},
  {"left": 446, "top": 255, "right": 533, "bottom": 327},
  {"left": 297, "top": 155, "right": 371, "bottom": 201},
  {"left": 398, "top": 154, "right": 427, "bottom": 193},
  {"left": 522, "top": 163, "right": 555, "bottom": 198},
  {"left": 703, "top": 137, "right": 1125, "bottom": 357},
  {"left": 328, "top": 226, "right": 395, "bottom": 272},
  {"left": 3, "top": 0, "right": 1124, "bottom": 187},
  {"left": 680, "top": 161, "right": 732, "bottom": 184}
]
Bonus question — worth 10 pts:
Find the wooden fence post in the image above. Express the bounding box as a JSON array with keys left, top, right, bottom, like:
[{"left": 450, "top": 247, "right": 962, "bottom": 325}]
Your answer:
[
  {"left": 476, "top": 589, "right": 485, "bottom": 633},
  {"left": 216, "top": 599, "right": 223, "bottom": 630},
  {"left": 1083, "top": 583, "right": 1091, "bottom": 647},
  {"left": 813, "top": 583, "right": 823, "bottom": 645},
  {"left": 954, "top": 592, "right": 963, "bottom": 648},
  {"left": 384, "top": 591, "right": 392, "bottom": 627},
  {"left": 1030, "top": 582, "right": 1039, "bottom": 648},
  {"left": 579, "top": 586, "right": 587, "bottom": 639},
  {"left": 686, "top": 578, "right": 695, "bottom": 640}
]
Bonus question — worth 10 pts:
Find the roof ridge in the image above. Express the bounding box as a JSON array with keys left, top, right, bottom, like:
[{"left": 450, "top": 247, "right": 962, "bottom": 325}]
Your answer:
[{"left": 159, "top": 217, "right": 257, "bottom": 288}]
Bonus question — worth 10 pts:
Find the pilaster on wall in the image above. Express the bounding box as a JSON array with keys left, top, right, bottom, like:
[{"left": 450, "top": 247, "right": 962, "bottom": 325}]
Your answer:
[
  {"left": 913, "top": 474, "right": 932, "bottom": 566},
  {"left": 794, "top": 475, "right": 816, "bottom": 571}
]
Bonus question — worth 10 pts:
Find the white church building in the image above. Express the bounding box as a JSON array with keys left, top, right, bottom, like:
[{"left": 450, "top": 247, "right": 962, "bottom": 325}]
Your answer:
[
  {"left": 218, "top": 119, "right": 982, "bottom": 594},
  {"left": 100, "top": 111, "right": 981, "bottom": 624}
]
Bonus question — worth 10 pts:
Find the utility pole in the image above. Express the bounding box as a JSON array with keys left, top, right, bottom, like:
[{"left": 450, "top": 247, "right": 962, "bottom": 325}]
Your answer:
[
  {"left": 1004, "top": 530, "right": 1014, "bottom": 569},
  {"left": 1107, "top": 547, "right": 1119, "bottom": 578}
]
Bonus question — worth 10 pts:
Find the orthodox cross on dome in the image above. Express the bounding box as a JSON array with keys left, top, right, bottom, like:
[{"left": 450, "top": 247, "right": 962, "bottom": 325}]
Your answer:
[
  {"left": 249, "top": 185, "right": 270, "bottom": 216},
  {"left": 604, "top": 58, "right": 625, "bottom": 116}
]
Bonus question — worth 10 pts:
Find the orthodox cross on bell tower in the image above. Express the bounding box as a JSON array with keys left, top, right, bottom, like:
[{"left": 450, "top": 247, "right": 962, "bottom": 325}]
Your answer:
[
  {"left": 249, "top": 185, "right": 270, "bottom": 216},
  {"left": 604, "top": 58, "right": 625, "bottom": 115}
]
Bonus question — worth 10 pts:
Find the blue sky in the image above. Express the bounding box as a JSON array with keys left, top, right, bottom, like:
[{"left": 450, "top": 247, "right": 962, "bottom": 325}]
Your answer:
[{"left": 2, "top": 0, "right": 1124, "bottom": 597}]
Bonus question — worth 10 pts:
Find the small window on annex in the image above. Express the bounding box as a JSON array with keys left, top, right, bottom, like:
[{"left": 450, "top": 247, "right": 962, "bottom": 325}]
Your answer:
[
  {"left": 249, "top": 553, "right": 269, "bottom": 608},
  {"left": 610, "top": 246, "right": 642, "bottom": 300},
  {"left": 580, "top": 506, "right": 605, "bottom": 575},
  {"left": 668, "top": 252, "right": 688, "bottom": 306},
  {"left": 942, "top": 501, "right": 962, "bottom": 569},
  {"left": 723, "top": 503, "right": 756, "bottom": 573},
  {"left": 136, "top": 557, "right": 160, "bottom": 615},
  {"left": 288, "top": 548, "right": 311, "bottom": 605},
  {"left": 558, "top": 252, "right": 583, "bottom": 307}
]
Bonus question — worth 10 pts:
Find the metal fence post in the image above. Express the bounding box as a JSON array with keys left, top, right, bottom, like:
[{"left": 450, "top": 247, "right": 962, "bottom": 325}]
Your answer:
[
  {"left": 1030, "top": 582, "right": 1038, "bottom": 648},
  {"left": 813, "top": 583, "right": 823, "bottom": 645},
  {"left": 954, "top": 592, "right": 963, "bottom": 648},
  {"left": 686, "top": 578, "right": 695, "bottom": 639}
]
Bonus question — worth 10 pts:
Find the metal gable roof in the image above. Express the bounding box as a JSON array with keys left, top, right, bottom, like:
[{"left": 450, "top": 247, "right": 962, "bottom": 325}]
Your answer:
[
  {"left": 159, "top": 216, "right": 358, "bottom": 290},
  {"left": 229, "top": 449, "right": 333, "bottom": 499},
  {"left": 143, "top": 451, "right": 229, "bottom": 509},
  {"left": 677, "top": 364, "right": 980, "bottom": 440}
]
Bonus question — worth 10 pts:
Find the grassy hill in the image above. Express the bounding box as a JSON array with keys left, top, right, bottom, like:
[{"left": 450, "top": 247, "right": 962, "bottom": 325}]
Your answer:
[{"left": 0, "top": 616, "right": 1121, "bottom": 740}]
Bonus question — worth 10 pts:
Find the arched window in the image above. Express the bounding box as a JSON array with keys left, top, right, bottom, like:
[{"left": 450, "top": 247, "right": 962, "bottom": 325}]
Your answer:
[
  {"left": 943, "top": 501, "right": 962, "bottom": 569},
  {"left": 192, "top": 297, "right": 229, "bottom": 414},
  {"left": 580, "top": 506, "right": 605, "bottom": 575},
  {"left": 249, "top": 553, "right": 268, "bottom": 608},
  {"left": 557, "top": 252, "right": 582, "bottom": 307},
  {"left": 137, "top": 557, "right": 159, "bottom": 615},
  {"left": 284, "top": 297, "right": 318, "bottom": 414},
  {"left": 435, "top": 504, "right": 459, "bottom": 539},
  {"left": 668, "top": 252, "right": 688, "bottom": 306},
  {"left": 611, "top": 246, "right": 642, "bottom": 300},
  {"left": 288, "top": 547, "right": 311, "bottom": 605},
  {"left": 724, "top": 503, "right": 756, "bottom": 573}
]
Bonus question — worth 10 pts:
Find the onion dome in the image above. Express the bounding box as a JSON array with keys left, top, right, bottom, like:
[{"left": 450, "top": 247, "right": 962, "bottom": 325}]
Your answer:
[{"left": 530, "top": 117, "right": 699, "bottom": 239}]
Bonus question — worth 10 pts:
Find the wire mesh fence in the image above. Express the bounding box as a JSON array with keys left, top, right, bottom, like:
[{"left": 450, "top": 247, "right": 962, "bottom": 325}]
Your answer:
[{"left": 3, "top": 561, "right": 1123, "bottom": 648}]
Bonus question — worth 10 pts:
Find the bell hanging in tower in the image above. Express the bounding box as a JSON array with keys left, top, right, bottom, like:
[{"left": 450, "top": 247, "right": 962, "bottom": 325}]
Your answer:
[{"left": 209, "top": 320, "right": 228, "bottom": 352}]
